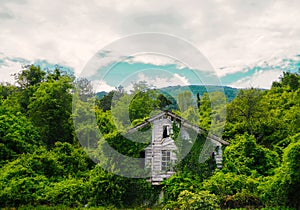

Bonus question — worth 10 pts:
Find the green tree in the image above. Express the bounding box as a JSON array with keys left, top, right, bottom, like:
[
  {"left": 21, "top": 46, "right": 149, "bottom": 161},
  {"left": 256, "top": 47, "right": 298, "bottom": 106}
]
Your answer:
[
  {"left": 96, "top": 86, "right": 124, "bottom": 111},
  {"left": 198, "top": 92, "right": 227, "bottom": 136},
  {"left": 12, "top": 65, "right": 46, "bottom": 113},
  {"left": 259, "top": 141, "right": 300, "bottom": 208},
  {"left": 111, "top": 82, "right": 160, "bottom": 129},
  {"left": 0, "top": 107, "right": 40, "bottom": 166},
  {"left": 87, "top": 165, "right": 126, "bottom": 208},
  {"left": 226, "top": 88, "right": 264, "bottom": 136},
  {"left": 0, "top": 82, "right": 18, "bottom": 100},
  {"left": 223, "top": 134, "right": 279, "bottom": 176},
  {"left": 157, "top": 93, "right": 173, "bottom": 110},
  {"left": 14, "top": 65, "right": 46, "bottom": 88},
  {"left": 203, "top": 171, "right": 262, "bottom": 208},
  {"left": 28, "top": 75, "right": 74, "bottom": 147},
  {"left": 279, "top": 142, "right": 300, "bottom": 207},
  {"left": 177, "top": 91, "right": 195, "bottom": 112},
  {"left": 129, "top": 89, "right": 159, "bottom": 121},
  {"left": 0, "top": 142, "right": 92, "bottom": 207},
  {"left": 280, "top": 71, "right": 300, "bottom": 91}
]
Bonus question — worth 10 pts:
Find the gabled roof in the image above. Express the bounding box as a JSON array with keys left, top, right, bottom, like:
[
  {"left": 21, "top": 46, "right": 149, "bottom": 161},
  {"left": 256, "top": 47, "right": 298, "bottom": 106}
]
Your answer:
[{"left": 127, "top": 110, "right": 229, "bottom": 145}]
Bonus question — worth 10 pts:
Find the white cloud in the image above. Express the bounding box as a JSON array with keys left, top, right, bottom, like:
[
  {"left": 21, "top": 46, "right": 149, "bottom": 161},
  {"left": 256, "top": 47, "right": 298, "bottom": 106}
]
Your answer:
[
  {"left": 229, "top": 70, "right": 282, "bottom": 89},
  {"left": 0, "top": 0, "right": 299, "bottom": 87},
  {"left": 0, "top": 60, "right": 21, "bottom": 83},
  {"left": 0, "top": 54, "right": 30, "bottom": 83},
  {"left": 91, "top": 80, "right": 115, "bottom": 92},
  {"left": 126, "top": 54, "right": 186, "bottom": 69},
  {"left": 136, "top": 72, "right": 190, "bottom": 89}
]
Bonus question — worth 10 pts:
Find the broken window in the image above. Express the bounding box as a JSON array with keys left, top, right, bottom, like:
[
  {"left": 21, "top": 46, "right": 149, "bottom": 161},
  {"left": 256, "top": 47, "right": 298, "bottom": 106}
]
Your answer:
[
  {"left": 163, "top": 125, "right": 169, "bottom": 138},
  {"left": 161, "top": 150, "right": 171, "bottom": 171}
]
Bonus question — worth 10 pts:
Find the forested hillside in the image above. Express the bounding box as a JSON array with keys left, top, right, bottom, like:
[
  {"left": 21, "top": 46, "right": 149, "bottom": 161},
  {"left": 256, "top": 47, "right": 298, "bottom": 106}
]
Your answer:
[{"left": 0, "top": 65, "right": 300, "bottom": 209}]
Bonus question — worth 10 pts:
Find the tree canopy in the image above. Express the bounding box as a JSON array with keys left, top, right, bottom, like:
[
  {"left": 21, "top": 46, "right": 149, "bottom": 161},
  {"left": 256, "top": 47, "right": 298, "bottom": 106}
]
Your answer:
[{"left": 0, "top": 65, "right": 299, "bottom": 209}]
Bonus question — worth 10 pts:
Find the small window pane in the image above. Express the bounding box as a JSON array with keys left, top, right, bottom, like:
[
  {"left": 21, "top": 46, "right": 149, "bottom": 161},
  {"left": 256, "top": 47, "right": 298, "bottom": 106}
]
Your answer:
[{"left": 161, "top": 150, "right": 171, "bottom": 171}]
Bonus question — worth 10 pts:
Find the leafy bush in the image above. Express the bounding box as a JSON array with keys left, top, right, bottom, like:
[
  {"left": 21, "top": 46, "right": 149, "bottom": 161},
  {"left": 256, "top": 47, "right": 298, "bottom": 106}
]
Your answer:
[
  {"left": 223, "top": 134, "right": 279, "bottom": 176},
  {"left": 44, "top": 179, "right": 89, "bottom": 206},
  {"left": 0, "top": 108, "right": 41, "bottom": 166},
  {"left": 164, "top": 190, "right": 219, "bottom": 210},
  {"left": 162, "top": 173, "right": 202, "bottom": 202},
  {"left": 0, "top": 175, "right": 48, "bottom": 207},
  {"left": 203, "top": 171, "right": 263, "bottom": 208},
  {"left": 0, "top": 143, "right": 92, "bottom": 207},
  {"left": 222, "top": 190, "right": 262, "bottom": 209},
  {"left": 259, "top": 142, "right": 300, "bottom": 208},
  {"left": 87, "top": 165, "right": 126, "bottom": 208}
]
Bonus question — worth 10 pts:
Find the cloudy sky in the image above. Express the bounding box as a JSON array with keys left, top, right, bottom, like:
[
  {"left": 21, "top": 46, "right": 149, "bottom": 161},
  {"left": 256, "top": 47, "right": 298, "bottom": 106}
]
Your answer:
[{"left": 0, "top": 0, "right": 300, "bottom": 90}]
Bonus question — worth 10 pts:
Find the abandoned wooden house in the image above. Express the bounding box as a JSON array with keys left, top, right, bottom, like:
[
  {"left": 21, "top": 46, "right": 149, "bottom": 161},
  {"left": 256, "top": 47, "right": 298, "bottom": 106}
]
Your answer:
[{"left": 128, "top": 110, "right": 229, "bottom": 185}]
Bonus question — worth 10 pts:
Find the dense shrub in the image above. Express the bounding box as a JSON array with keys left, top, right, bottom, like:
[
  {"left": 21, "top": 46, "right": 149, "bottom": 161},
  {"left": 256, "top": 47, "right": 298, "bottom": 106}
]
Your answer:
[
  {"left": 164, "top": 190, "right": 219, "bottom": 210},
  {"left": 44, "top": 179, "right": 89, "bottom": 206}
]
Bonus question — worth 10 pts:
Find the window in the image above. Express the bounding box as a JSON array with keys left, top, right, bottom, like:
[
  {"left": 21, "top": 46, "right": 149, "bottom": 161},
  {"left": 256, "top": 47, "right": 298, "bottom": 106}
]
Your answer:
[
  {"left": 161, "top": 150, "right": 171, "bottom": 171},
  {"left": 163, "top": 125, "right": 169, "bottom": 138}
]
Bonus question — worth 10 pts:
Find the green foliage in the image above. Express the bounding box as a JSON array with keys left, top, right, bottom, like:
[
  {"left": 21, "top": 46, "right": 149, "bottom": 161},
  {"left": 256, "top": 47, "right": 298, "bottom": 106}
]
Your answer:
[
  {"left": 44, "top": 178, "right": 89, "bottom": 206},
  {"left": 222, "top": 190, "right": 262, "bottom": 209},
  {"left": 0, "top": 175, "right": 49, "bottom": 207},
  {"left": 280, "top": 71, "right": 300, "bottom": 91},
  {"left": 225, "top": 72, "right": 300, "bottom": 150},
  {"left": 2, "top": 206, "right": 118, "bottom": 210},
  {"left": 164, "top": 190, "right": 220, "bottom": 210},
  {"left": 110, "top": 93, "right": 134, "bottom": 129},
  {"left": 28, "top": 75, "right": 74, "bottom": 147},
  {"left": 175, "top": 133, "right": 214, "bottom": 179},
  {"left": 96, "top": 86, "right": 124, "bottom": 111},
  {"left": 259, "top": 142, "right": 300, "bottom": 208},
  {"left": 110, "top": 83, "right": 160, "bottom": 130},
  {"left": 0, "top": 82, "right": 18, "bottom": 100},
  {"left": 198, "top": 92, "right": 227, "bottom": 136},
  {"left": 162, "top": 173, "right": 202, "bottom": 202},
  {"left": 120, "top": 179, "right": 160, "bottom": 208},
  {"left": 73, "top": 96, "right": 101, "bottom": 149},
  {"left": 157, "top": 93, "right": 173, "bottom": 110},
  {"left": 129, "top": 89, "right": 159, "bottom": 121},
  {"left": 203, "top": 171, "right": 262, "bottom": 208},
  {"left": 98, "top": 131, "right": 148, "bottom": 158},
  {"left": 11, "top": 65, "right": 47, "bottom": 112},
  {"left": 255, "top": 85, "right": 300, "bottom": 148},
  {"left": 14, "top": 65, "right": 46, "bottom": 88},
  {"left": 78, "top": 165, "right": 159, "bottom": 209},
  {"left": 0, "top": 143, "right": 93, "bottom": 207},
  {"left": 0, "top": 66, "right": 300, "bottom": 209},
  {"left": 223, "top": 134, "right": 279, "bottom": 176},
  {"left": 51, "top": 142, "right": 94, "bottom": 177},
  {"left": 225, "top": 88, "right": 265, "bottom": 137},
  {"left": 160, "top": 85, "right": 238, "bottom": 102},
  {"left": 95, "top": 108, "right": 117, "bottom": 135},
  {"left": 198, "top": 93, "right": 212, "bottom": 130},
  {"left": 0, "top": 108, "right": 41, "bottom": 166},
  {"left": 177, "top": 90, "right": 195, "bottom": 112},
  {"left": 94, "top": 131, "right": 149, "bottom": 178}
]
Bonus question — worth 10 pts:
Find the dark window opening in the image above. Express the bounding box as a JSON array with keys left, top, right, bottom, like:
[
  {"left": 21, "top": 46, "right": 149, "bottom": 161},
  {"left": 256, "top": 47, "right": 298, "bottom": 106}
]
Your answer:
[
  {"left": 140, "top": 150, "right": 145, "bottom": 168},
  {"left": 163, "top": 125, "right": 169, "bottom": 138},
  {"left": 140, "top": 150, "right": 145, "bottom": 158},
  {"left": 211, "top": 151, "right": 215, "bottom": 159}
]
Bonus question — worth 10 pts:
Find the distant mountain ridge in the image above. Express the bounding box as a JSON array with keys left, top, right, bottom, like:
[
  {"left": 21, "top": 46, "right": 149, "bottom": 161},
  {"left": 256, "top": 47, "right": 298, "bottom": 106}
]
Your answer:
[
  {"left": 96, "top": 85, "right": 239, "bottom": 102},
  {"left": 160, "top": 85, "right": 238, "bottom": 102}
]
